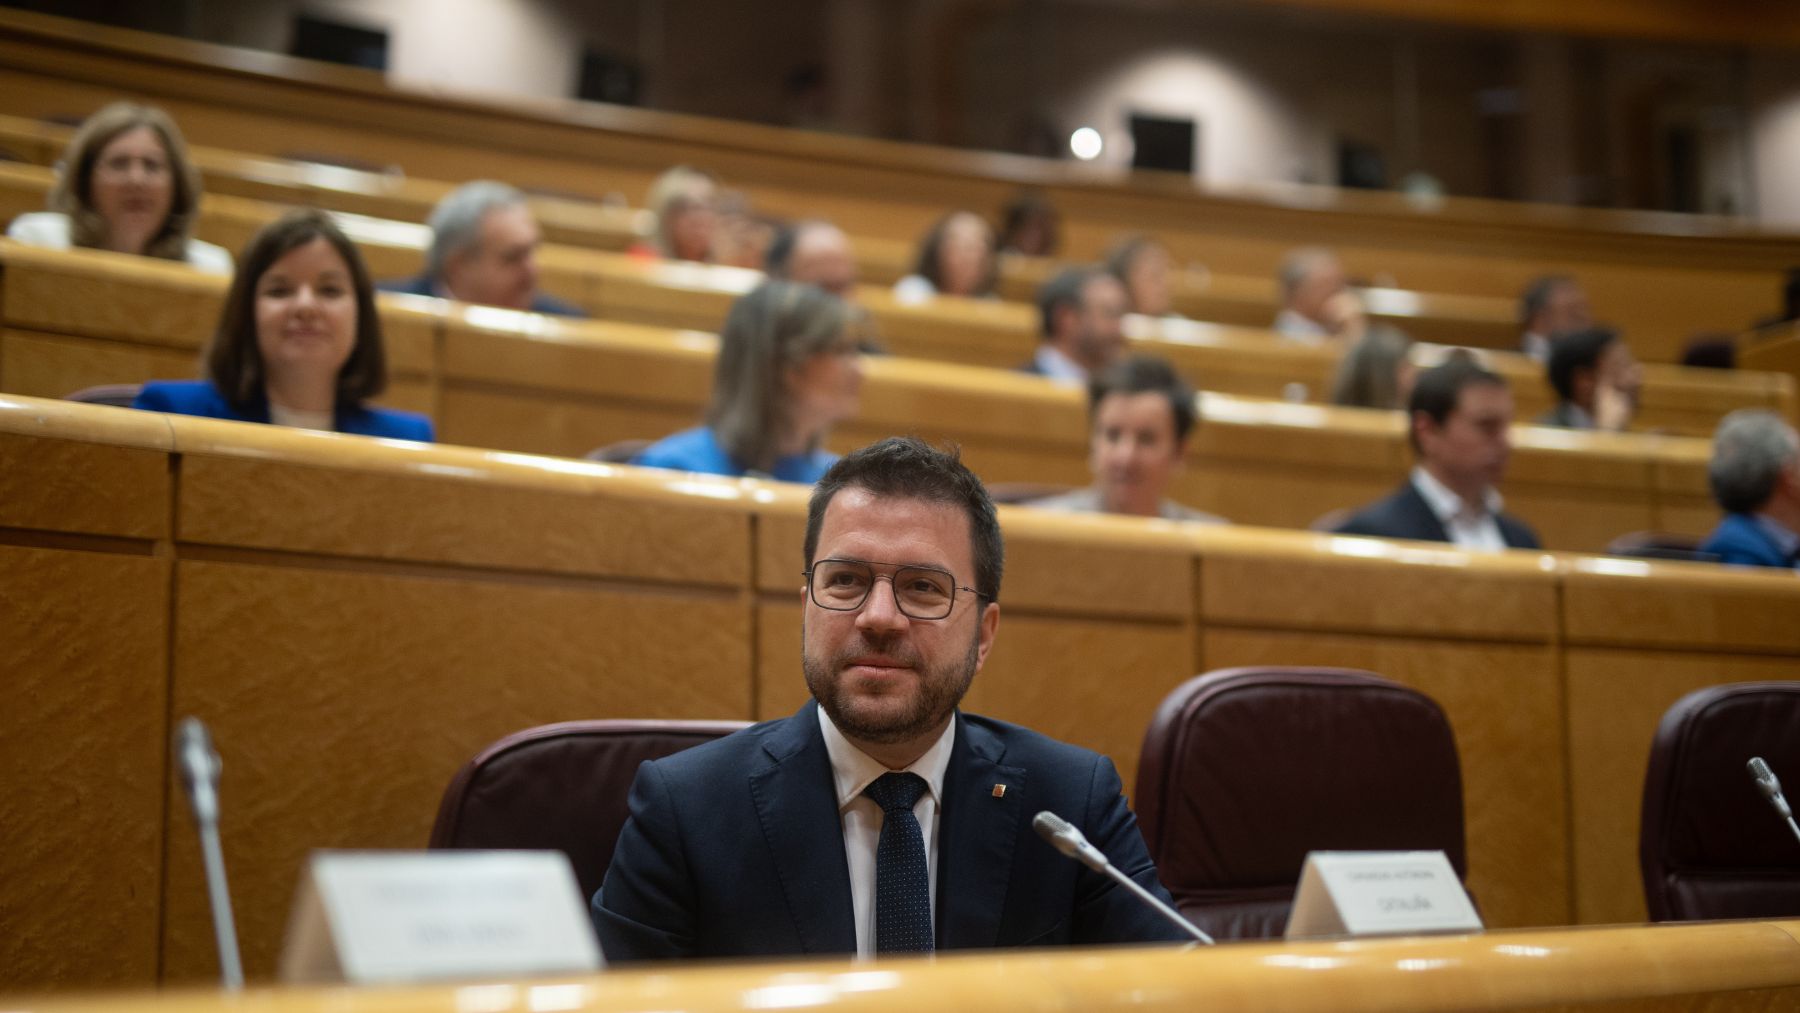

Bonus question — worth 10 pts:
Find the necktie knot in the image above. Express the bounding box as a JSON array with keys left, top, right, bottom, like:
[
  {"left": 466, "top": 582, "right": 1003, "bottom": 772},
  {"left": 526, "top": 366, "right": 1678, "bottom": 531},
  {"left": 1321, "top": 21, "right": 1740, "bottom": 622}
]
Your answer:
[{"left": 864, "top": 771, "right": 928, "bottom": 814}]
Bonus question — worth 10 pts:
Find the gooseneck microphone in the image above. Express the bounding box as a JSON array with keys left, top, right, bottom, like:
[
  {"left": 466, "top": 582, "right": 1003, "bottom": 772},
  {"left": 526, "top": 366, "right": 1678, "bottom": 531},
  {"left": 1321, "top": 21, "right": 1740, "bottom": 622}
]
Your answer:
[
  {"left": 178, "top": 718, "right": 244, "bottom": 990},
  {"left": 1032, "top": 811, "right": 1215, "bottom": 945},
  {"left": 1747, "top": 757, "right": 1800, "bottom": 849}
]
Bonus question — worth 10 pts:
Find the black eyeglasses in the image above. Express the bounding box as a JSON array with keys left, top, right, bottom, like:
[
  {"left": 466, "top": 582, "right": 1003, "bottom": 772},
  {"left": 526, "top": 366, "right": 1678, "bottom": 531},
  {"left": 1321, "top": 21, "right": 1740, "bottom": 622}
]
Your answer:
[{"left": 804, "top": 558, "right": 981, "bottom": 621}]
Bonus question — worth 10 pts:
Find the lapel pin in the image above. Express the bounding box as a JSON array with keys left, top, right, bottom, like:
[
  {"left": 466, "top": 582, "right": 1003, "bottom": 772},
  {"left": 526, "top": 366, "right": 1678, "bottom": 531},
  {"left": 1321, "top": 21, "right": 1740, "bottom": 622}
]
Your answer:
[{"left": 992, "top": 784, "right": 1007, "bottom": 798}]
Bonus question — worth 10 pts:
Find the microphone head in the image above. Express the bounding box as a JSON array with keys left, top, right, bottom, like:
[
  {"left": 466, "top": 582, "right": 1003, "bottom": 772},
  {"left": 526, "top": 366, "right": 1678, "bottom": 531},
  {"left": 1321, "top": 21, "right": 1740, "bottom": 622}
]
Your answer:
[
  {"left": 177, "top": 718, "right": 218, "bottom": 786},
  {"left": 1750, "top": 756, "right": 1775, "bottom": 785},
  {"left": 1032, "top": 810, "right": 1076, "bottom": 852}
]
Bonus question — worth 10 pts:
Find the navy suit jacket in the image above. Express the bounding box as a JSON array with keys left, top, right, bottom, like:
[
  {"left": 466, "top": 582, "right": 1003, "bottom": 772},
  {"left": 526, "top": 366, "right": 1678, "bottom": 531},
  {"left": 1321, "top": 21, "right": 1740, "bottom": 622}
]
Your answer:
[
  {"left": 1700, "top": 513, "right": 1797, "bottom": 569},
  {"left": 1333, "top": 481, "right": 1541, "bottom": 549},
  {"left": 133, "top": 380, "right": 435, "bottom": 442},
  {"left": 378, "top": 274, "right": 586, "bottom": 318},
  {"left": 592, "top": 701, "right": 1187, "bottom": 962}
]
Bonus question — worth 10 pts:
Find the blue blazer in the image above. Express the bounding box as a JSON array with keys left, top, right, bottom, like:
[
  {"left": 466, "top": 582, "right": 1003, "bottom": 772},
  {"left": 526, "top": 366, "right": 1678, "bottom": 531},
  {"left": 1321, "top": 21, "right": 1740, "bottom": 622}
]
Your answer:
[
  {"left": 133, "top": 380, "right": 435, "bottom": 442},
  {"left": 1700, "top": 513, "right": 1797, "bottom": 569},
  {"left": 593, "top": 700, "right": 1188, "bottom": 962},
  {"left": 378, "top": 274, "right": 586, "bottom": 318},
  {"left": 633, "top": 426, "right": 836, "bottom": 484},
  {"left": 1334, "top": 481, "right": 1541, "bottom": 550}
]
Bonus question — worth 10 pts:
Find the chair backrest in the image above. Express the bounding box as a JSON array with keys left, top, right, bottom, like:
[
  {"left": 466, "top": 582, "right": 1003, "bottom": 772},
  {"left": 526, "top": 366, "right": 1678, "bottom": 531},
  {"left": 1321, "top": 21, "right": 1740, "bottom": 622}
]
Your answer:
[
  {"left": 1135, "top": 667, "right": 1467, "bottom": 940},
  {"left": 63, "top": 383, "right": 143, "bottom": 408},
  {"left": 585, "top": 439, "right": 655, "bottom": 464},
  {"left": 429, "top": 719, "right": 748, "bottom": 904},
  {"left": 1641, "top": 683, "right": 1800, "bottom": 922},
  {"left": 1606, "top": 531, "right": 1720, "bottom": 564},
  {"left": 988, "top": 482, "right": 1077, "bottom": 505}
]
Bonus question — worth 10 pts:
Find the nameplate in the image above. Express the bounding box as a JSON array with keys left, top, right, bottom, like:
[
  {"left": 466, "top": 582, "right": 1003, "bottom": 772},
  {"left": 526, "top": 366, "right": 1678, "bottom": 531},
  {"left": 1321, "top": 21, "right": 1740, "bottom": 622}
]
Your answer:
[
  {"left": 279, "top": 850, "right": 603, "bottom": 984},
  {"left": 1285, "top": 850, "right": 1482, "bottom": 940}
]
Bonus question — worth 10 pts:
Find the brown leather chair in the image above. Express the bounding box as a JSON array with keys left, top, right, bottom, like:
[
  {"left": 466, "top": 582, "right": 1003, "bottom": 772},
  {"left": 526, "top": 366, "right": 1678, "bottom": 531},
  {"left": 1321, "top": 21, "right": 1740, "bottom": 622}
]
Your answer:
[
  {"left": 1135, "top": 667, "right": 1468, "bottom": 940},
  {"left": 1641, "top": 683, "right": 1800, "bottom": 922},
  {"left": 1606, "top": 531, "right": 1719, "bottom": 564},
  {"left": 430, "top": 719, "right": 747, "bottom": 904}
]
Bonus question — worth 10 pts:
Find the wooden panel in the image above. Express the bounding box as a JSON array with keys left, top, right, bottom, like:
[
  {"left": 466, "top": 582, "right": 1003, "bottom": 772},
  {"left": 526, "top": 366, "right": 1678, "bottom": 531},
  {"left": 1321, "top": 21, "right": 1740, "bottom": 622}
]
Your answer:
[
  {"left": 0, "top": 545, "right": 168, "bottom": 990},
  {"left": 438, "top": 386, "right": 696, "bottom": 460},
  {"left": 0, "top": 429, "right": 169, "bottom": 539},
  {"left": 1564, "top": 560, "right": 1800, "bottom": 653},
  {"left": 3, "top": 328, "right": 201, "bottom": 398},
  {"left": 1198, "top": 530, "right": 1558, "bottom": 642},
  {"left": 1, "top": 239, "right": 223, "bottom": 346},
  {"left": 1200, "top": 627, "right": 1568, "bottom": 931},
  {"left": 160, "top": 559, "right": 756, "bottom": 982},
  {"left": 1566, "top": 649, "right": 1800, "bottom": 926},
  {"left": 174, "top": 446, "right": 750, "bottom": 586}
]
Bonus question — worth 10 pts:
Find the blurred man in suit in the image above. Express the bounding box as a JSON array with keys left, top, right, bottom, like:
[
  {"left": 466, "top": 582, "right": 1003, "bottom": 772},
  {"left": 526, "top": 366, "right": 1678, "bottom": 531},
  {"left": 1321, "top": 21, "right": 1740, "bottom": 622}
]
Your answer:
[
  {"left": 381, "top": 181, "right": 583, "bottom": 316},
  {"left": 594, "top": 437, "right": 1186, "bottom": 961},
  {"left": 1539, "top": 326, "right": 1641, "bottom": 431},
  {"left": 1272, "top": 247, "right": 1361, "bottom": 344},
  {"left": 1020, "top": 266, "right": 1128, "bottom": 383},
  {"left": 1334, "top": 358, "right": 1541, "bottom": 550},
  {"left": 1700, "top": 410, "right": 1800, "bottom": 569},
  {"left": 1517, "top": 275, "right": 1593, "bottom": 362}
]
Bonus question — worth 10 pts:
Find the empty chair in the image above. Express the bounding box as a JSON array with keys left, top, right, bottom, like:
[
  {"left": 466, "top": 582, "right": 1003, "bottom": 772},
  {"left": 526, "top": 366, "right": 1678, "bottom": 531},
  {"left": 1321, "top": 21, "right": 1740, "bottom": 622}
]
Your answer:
[
  {"left": 1135, "top": 667, "right": 1467, "bottom": 940},
  {"left": 430, "top": 719, "right": 747, "bottom": 904},
  {"left": 1641, "top": 683, "right": 1800, "bottom": 922}
]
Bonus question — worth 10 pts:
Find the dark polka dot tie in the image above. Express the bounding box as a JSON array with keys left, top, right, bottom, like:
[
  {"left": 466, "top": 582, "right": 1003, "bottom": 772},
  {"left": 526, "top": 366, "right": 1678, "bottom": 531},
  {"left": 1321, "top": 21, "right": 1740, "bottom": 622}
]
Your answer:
[{"left": 864, "top": 771, "right": 933, "bottom": 953}]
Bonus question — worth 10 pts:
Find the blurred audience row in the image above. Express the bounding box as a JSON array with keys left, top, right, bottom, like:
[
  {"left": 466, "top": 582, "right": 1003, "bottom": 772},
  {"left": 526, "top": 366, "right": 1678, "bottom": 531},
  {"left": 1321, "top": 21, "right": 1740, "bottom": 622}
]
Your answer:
[{"left": 6, "top": 102, "right": 1797, "bottom": 573}]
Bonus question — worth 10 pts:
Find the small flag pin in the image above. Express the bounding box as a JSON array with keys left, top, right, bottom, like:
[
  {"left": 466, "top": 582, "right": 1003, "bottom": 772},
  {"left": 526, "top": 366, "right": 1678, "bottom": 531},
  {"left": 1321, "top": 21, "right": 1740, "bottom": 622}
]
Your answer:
[{"left": 992, "top": 784, "right": 1007, "bottom": 798}]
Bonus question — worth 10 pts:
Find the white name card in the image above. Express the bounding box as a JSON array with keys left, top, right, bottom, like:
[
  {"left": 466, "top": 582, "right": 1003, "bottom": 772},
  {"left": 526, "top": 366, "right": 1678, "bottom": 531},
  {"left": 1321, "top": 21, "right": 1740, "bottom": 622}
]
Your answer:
[
  {"left": 1284, "top": 850, "right": 1483, "bottom": 940},
  {"left": 279, "top": 850, "right": 603, "bottom": 985}
]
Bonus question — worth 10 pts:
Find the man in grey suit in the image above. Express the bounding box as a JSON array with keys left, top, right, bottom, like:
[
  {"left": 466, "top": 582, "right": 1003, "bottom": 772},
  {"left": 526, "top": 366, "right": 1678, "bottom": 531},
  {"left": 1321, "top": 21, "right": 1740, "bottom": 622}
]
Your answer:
[{"left": 1334, "top": 358, "right": 1542, "bottom": 550}]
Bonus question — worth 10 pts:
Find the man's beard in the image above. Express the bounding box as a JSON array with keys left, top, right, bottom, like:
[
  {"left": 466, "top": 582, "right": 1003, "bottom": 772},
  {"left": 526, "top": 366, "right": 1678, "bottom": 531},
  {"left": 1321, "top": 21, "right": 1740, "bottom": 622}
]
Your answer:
[{"left": 803, "top": 627, "right": 981, "bottom": 745}]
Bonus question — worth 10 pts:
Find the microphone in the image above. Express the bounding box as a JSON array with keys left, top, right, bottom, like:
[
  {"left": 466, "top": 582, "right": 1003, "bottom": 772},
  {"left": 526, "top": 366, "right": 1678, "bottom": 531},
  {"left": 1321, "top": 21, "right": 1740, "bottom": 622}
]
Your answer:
[
  {"left": 1747, "top": 757, "right": 1800, "bottom": 848},
  {"left": 1032, "top": 811, "right": 1214, "bottom": 945},
  {"left": 177, "top": 718, "right": 244, "bottom": 990}
]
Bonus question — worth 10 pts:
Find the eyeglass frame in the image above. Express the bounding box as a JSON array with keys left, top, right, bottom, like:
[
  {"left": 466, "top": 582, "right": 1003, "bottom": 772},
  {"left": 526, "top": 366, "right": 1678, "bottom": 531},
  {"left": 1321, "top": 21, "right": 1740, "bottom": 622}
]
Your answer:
[{"left": 802, "top": 556, "right": 985, "bottom": 621}]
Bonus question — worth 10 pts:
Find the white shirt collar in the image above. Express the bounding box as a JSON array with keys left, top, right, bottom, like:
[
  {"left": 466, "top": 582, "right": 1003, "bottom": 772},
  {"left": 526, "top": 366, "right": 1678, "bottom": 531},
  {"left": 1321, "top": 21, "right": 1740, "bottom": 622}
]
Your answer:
[
  {"left": 1033, "top": 344, "right": 1089, "bottom": 384},
  {"left": 1412, "top": 465, "right": 1502, "bottom": 524},
  {"left": 818, "top": 705, "right": 956, "bottom": 812},
  {"left": 1274, "top": 308, "right": 1329, "bottom": 344}
]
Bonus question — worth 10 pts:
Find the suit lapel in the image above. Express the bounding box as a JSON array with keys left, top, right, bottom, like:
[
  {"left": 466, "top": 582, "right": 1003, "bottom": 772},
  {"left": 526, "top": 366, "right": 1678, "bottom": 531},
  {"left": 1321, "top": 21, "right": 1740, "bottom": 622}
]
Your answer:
[
  {"left": 747, "top": 702, "right": 857, "bottom": 955},
  {"left": 935, "top": 714, "right": 1026, "bottom": 949},
  {"left": 1397, "top": 482, "right": 1452, "bottom": 543}
]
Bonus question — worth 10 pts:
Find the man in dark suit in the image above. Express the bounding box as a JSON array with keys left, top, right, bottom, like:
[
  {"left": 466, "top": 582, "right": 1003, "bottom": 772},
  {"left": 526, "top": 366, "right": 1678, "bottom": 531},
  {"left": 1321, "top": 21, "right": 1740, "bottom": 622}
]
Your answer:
[
  {"left": 594, "top": 437, "right": 1187, "bottom": 961},
  {"left": 1334, "top": 358, "right": 1542, "bottom": 550},
  {"left": 379, "top": 180, "right": 584, "bottom": 317},
  {"left": 1699, "top": 410, "right": 1800, "bottom": 569},
  {"left": 1017, "top": 266, "right": 1127, "bottom": 383}
]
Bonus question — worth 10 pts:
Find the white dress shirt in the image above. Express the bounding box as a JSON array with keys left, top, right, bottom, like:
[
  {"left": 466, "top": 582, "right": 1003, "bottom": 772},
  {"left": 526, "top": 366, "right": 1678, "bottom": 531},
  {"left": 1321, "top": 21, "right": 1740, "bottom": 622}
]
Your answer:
[
  {"left": 1273, "top": 308, "right": 1330, "bottom": 345},
  {"left": 1031, "top": 344, "right": 1088, "bottom": 384},
  {"left": 7, "top": 211, "right": 235, "bottom": 275},
  {"left": 818, "top": 706, "right": 956, "bottom": 958},
  {"left": 1411, "top": 466, "right": 1507, "bottom": 551}
]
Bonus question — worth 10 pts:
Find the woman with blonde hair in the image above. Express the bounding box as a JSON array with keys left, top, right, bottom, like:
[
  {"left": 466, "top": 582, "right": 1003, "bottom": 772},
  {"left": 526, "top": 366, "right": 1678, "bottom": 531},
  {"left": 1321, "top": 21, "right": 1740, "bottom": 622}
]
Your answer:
[
  {"left": 1329, "top": 324, "right": 1417, "bottom": 410},
  {"left": 635, "top": 280, "right": 865, "bottom": 482},
  {"left": 7, "top": 102, "right": 231, "bottom": 273},
  {"left": 640, "top": 165, "right": 719, "bottom": 262}
]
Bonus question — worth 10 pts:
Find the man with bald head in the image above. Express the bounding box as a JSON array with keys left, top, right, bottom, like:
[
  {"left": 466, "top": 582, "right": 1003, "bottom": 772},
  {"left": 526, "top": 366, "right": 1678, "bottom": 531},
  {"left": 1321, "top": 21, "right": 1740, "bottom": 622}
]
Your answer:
[{"left": 768, "top": 220, "right": 859, "bottom": 300}]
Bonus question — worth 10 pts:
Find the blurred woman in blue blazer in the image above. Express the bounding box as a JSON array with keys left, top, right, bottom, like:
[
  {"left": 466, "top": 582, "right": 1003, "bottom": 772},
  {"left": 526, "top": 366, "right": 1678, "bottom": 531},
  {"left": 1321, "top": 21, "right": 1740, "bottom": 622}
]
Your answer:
[{"left": 134, "top": 209, "right": 433, "bottom": 441}]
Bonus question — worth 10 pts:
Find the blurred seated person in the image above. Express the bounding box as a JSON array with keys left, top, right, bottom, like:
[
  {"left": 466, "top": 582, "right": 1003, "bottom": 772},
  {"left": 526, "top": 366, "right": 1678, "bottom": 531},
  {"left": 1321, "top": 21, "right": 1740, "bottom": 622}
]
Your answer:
[
  {"left": 638, "top": 165, "right": 719, "bottom": 263},
  {"left": 713, "top": 189, "right": 778, "bottom": 269},
  {"left": 1019, "top": 266, "right": 1127, "bottom": 383},
  {"left": 381, "top": 181, "right": 582, "bottom": 316},
  {"left": 634, "top": 281, "right": 864, "bottom": 482},
  {"left": 1333, "top": 357, "right": 1539, "bottom": 549},
  {"left": 1273, "top": 247, "right": 1362, "bottom": 344},
  {"left": 766, "top": 219, "right": 857, "bottom": 299},
  {"left": 998, "top": 190, "right": 1060, "bottom": 258},
  {"left": 7, "top": 101, "right": 231, "bottom": 273},
  {"left": 1518, "top": 275, "right": 1592, "bottom": 362},
  {"left": 1538, "top": 326, "right": 1641, "bottom": 431},
  {"left": 1104, "top": 235, "right": 1177, "bottom": 319},
  {"left": 1680, "top": 335, "right": 1736, "bottom": 370},
  {"left": 1030, "top": 356, "right": 1223, "bottom": 523},
  {"left": 1699, "top": 409, "right": 1800, "bottom": 569},
  {"left": 893, "top": 210, "right": 998, "bottom": 302},
  {"left": 134, "top": 209, "right": 433, "bottom": 441},
  {"left": 1330, "top": 324, "right": 1416, "bottom": 409}
]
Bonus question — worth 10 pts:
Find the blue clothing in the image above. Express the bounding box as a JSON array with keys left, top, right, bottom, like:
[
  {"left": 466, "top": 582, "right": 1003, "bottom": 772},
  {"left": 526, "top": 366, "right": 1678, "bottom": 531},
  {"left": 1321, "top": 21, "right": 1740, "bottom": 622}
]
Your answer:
[
  {"left": 1700, "top": 513, "right": 1799, "bottom": 570},
  {"left": 592, "top": 700, "right": 1187, "bottom": 962},
  {"left": 633, "top": 426, "right": 836, "bottom": 484},
  {"left": 378, "top": 274, "right": 586, "bottom": 318},
  {"left": 133, "top": 380, "right": 435, "bottom": 442}
]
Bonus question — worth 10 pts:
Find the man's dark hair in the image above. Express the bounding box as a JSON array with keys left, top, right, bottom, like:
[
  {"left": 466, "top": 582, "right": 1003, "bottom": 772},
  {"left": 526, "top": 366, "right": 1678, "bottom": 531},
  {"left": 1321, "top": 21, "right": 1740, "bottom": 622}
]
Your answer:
[
  {"left": 804, "top": 437, "right": 1004, "bottom": 603},
  {"left": 1036, "top": 266, "right": 1102, "bottom": 340},
  {"left": 1545, "top": 326, "right": 1618, "bottom": 403},
  {"left": 1088, "top": 355, "right": 1197, "bottom": 443},
  {"left": 207, "top": 209, "right": 386, "bottom": 416},
  {"left": 1519, "top": 274, "right": 1576, "bottom": 328},
  {"left": 1407, "top": 357, "right": 1507, "bottom": 454}
]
